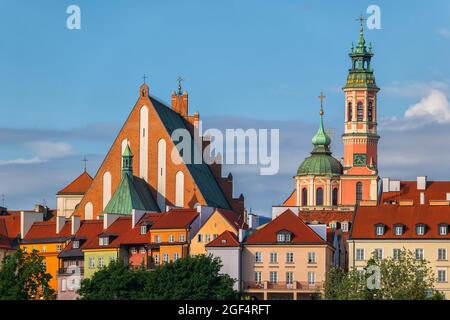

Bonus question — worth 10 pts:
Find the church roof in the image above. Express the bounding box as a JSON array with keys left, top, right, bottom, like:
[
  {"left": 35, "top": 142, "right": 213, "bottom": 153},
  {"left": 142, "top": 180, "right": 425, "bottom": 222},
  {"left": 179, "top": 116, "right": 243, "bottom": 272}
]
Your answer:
[
  {"left": 150, "top": 95, "right": 232, "bottom": 210},
  {"left": 57, "top": 171, "right": 93, "bottom": 195}
]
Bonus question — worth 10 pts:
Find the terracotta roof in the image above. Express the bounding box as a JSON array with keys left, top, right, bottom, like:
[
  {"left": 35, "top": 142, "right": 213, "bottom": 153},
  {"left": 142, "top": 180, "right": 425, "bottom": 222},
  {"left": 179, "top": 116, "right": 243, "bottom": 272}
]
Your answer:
[
  {"left": 0, "top": 214, "right": 21, "bottom": 245},
  {"left": 57, "top": 171, "right": 93, "bottom": 195},
  {"left": 151, "top": 209, "right": 199, "bottom": 230},
  {"left": 245, "top": 210, "right": 327, "bottom": 245},
  {"left": 22, "top": 220, "right": 72, "bottom": 244},
  {"left": 82, "top": 217, "right": 131, "bottom": 250},
  {"left": 0, "top": 219, "right": 13, "bottom": 250},
  {"left": 297, "top": 210, "right": 354, "bottom": 225},
  {"left": 59, "top": 220, "right": 104, "bottom": 257},
  {"left": 121, "top": 213, "right": 164, "bottom": 245},
  {"left": 350, "top": 204, "right": 450, "bottom": 239},
  {"left": 206, "top": 230, "right": 240, "bottom": 247},
  {"left": 282, "top": 189, "right": 297, "bottom": 206},
  {"left": 381, "top": 181, "right": 450, "bottom": 204}
]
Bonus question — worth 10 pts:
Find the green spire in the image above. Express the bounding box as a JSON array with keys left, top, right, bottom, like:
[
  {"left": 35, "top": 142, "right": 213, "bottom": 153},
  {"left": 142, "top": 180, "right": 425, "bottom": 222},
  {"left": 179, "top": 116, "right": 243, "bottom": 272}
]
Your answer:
[
  {"left": 122, "top": 144, "right": 133, "bottom": 177},
  {"left": 311, "top": 92, "right": 331, "bottom": 149}
]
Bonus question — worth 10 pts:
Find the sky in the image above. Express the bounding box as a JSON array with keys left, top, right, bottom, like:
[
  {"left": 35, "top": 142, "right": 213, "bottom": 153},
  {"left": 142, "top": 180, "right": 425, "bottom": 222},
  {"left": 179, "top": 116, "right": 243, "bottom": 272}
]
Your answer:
[{"left": 2, "top": 0, "right": 450, "bottom": 216}]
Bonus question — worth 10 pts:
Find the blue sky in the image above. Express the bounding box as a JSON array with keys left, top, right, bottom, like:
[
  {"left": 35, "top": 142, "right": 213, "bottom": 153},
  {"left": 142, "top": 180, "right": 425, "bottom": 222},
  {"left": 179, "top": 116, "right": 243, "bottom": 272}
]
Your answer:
[{"left": 2, "top": 1, "right": 450, "bottom": 215}]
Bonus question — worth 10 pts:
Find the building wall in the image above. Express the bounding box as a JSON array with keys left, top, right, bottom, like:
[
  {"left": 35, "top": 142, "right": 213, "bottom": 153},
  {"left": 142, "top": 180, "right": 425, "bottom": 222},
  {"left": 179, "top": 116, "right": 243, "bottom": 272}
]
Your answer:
[
  {"left": 348, "top": 239, "right": 450, "bottom": 298},
  {"left": 83, "top": 249, "right": 122, "bottom": 278},
  {"left": 56, "top": 194, "right": 83, "bottom": 218},
  {"left": 190, "top": 212, "right": 237, "bottom": 255},
  {"left": 207, "top": 247, "right": 241, "bottom": 291}
]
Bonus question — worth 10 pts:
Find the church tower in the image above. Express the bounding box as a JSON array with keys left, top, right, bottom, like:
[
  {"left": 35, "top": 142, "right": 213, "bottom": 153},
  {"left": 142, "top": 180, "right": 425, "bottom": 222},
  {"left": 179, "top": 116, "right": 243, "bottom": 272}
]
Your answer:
[{"left": 340, "top": 18, "right": 380, "bottom": 205}]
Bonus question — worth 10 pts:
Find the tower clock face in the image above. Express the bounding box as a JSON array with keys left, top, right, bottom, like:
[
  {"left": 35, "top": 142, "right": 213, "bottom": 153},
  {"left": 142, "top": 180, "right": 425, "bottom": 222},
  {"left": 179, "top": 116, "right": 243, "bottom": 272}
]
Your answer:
[{"left": 353, "top": 154, "right": 367, "bottom": 166}]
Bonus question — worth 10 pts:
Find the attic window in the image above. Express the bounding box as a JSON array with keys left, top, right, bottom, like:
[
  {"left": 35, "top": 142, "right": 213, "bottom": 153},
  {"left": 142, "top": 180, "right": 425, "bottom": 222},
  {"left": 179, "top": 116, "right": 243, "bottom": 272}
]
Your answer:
[
  {"left": 277, "top": 232, "right": 292, "bottom": 243},
  {"left": 140, "top": 225, "right": 147, "bottom": 235},
  {"left": 394, "top": 224, "right": 404, "bottom": 236},
  {"left": 99, "top": 236, "right": 109, "bottom": 246},
  {"left": 221, "top": 239, "right": 227, "bottom": 244},
  {"left": 416, "top": 224, "right": 426, "bottom": 236},
  {"left": 73, "top": 240, "right": 80, "bottom": 249},
  {"left": 439, "top": 224, "right": 448, "bottom": 236},
  {"left": 375, "top": 224, "right": 385, "bottom": 236}
]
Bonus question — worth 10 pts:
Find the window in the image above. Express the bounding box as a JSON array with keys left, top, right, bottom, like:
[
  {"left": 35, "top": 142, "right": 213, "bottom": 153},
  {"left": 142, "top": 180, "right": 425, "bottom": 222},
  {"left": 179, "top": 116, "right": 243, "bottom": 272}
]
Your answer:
[
  {"left": 255, "top": 252, "right": 262, "bottom": 263},
  {"left": 255, "top": 271, "right": 262, "bottom": 283},
  {"left": 368, "top": 101, "right": 373, "bottom": 122},
  {"left": 332, "top": 188, "right": 338, "bottom": 206},
  {"left": 375, "top": 224, "right": 385, "bottom": 236},
  {"left": 56, "top": 244, "right": 62, "bottom": 252},
  {"left": 140, "top": 225, "right": 147, "bottom": 235},
  {"left": 197, "top": 234, "right": 203, "bottom": 243},
  {"left": 205, "top": 234, "right": 211, "bottom": 243},
  {"left": 23, "top": 246, "right": 28, "bottom": 253},
  {"left": 173, "top": 253, "right": 179, "bottom": 261},
  {"left": 72, "top": 241, "right": 79, "bottom": 249},
  {"left": 99, "top": 237, "right": 109, "bottom": 246},
  {"left": 89, "top": 257, "right": 95, "bottom": 269},
  {"left": 348, "top": 102, "right": 353, "bottom": 121},
  {"left": 168, "top": 235, "right": 175, "bottom": 243},
  {"left": 131, "top": 247, "right": 137, "bottom": 254},
  {"left": 308, "top": 272, "right": 316, "bottom": 285},
  {"left": 356, "top": 248, "right": 365, "bottom": 261},
  {"left": 438, "top": 270, "right": 447, "bottom": 283},
  {"left": 154, "top": 235, "right": 161, "bottom": 243},
  {"left": 438, "top": 248, "right": 447, "bottom": 261},
  {"left": 308, "top": 252, "right": 316, "bottom": 264},
  {"left": 439, "top": 224, "right": 448, "bottom": 236},
  {"left": 286, "top": 252, "right": 294, "bottom": 263},
  {"left": 139, "top": 247, "right": 146, "bottom": 254},
  {"left": 373, "top": 248, "right": 383, "bottom": 260},
  {"left": 415, "top": 248, "right": 424, "bottom": 260},
  {"left": 301, "top": 188, "right": 308, "bottom": 206},
  {"left": 341, "top": 222, "right": 349, "bottom": 232},
  {"left": 393, "top": 248, "right": 401, "bottom": 260},
  {"left": 357, "top": 102, "right": 363, "bottom": 121},
  {"left": 356, "top": 182, "right": 363, "bottom": 202},
  {"left": 416, "top": 224, "right": 426, "bottom": 236},
  {"left": 270, "top": 252, "right": 278, "bottom": 264},
  {"left": 98, "top": 257, "right": 104, "bottom": 268},
  {"left": 32, "top": 246, "right": 37, "bottom": 251},
  {"left": 109, "top": 256, "right": 114, "bottom": 263},
  {"left": 286, "top": 272, "right": 294, "bottom": 284},
  {"left": 154, "top": 254, "right": 160, "bottom": 264},
  {"left": 61, "top": 279, "right": 67, "bottom": 292},
  {"left": 179, "top": 234, "right": 185, "bottom": 242},
  {"left": 329, "top": 221, "right": 337, "bottom": 229},
  {"left": 163, "top": 253, "right": 169, "bottom": 263},
  {"left": 269, "top": 271, "right": 278, "bottom": 283},
  {"left": 42, "top": 246, "right": 47, "bottom": 252},
  {"left": 316, "top": 188, "right": 324, "bottom": 206},
  {"left": 394, "top": 225, "right": 404, "bottom": 236},
  {"left": 277, "top": 233, "right": 291, "bottom": 243}
]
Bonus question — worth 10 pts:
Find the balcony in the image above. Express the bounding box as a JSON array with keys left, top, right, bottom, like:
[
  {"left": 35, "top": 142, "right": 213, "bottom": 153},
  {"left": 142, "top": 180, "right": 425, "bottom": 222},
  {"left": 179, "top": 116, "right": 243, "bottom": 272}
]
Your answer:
[
  {"left": 244, "top": 281, "right": 323, "bottom": 292},
  {"left": 58, "top": 267, "right": 84, "bottom": 276}
]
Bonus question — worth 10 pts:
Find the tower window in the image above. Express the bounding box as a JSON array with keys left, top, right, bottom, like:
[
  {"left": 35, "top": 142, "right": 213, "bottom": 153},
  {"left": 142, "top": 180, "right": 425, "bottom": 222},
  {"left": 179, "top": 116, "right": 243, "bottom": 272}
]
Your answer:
[
  {"left": 332, "top": 188, "right": 338, "bottom": 206},
  {"left": 348, "top": 102, "right": 352, "bottom": 121},
  {"left": 316, "top": 188, "right": 324, "bottom": 206},
  {"left": 357, "top": 102, "right": 363, "bottom": 121},
  {"left": 356, "top": 182, "right": 363, "bottom": 202},
  {"left": 302, "top": 188, "right": 308, "bottom": 206},
  {"left": 368, "top": 101, "right": 373, "bottom": 122}
]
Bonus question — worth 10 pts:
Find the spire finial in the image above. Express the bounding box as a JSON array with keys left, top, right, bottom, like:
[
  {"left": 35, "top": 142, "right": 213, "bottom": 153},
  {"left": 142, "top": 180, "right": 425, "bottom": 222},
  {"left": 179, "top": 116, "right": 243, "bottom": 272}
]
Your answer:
[
  {"left": 142, "top": 74, "right": 148, "bottom": 84},
  {"left": 318, "top": 92, "right": 326, "bottom": 116},
  {"left": 176, "top": 76, "right": 185, "bottom": 95},
  {"left": 356, "top": 14, "right": 366, "bottom": 33},
  {"left": 82, "top": 156, "right": 88, "bottom": 172}
]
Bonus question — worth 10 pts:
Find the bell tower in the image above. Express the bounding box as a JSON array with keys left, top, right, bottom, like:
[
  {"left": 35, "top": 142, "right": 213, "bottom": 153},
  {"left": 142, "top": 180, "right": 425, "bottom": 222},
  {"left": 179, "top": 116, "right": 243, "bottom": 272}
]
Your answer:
[{"left": 341, "top": 16, "right": 380, "bottom": 205}]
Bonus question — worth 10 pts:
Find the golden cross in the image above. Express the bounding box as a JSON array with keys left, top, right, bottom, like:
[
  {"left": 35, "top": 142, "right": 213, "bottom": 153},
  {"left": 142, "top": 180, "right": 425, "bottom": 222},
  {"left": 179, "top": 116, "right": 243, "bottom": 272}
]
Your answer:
[
  {"left": 176, "top": 76, "right": 185, "bottom": 94},
  {"left": 318, "top": 92, "right": 326, "bottom": 115},
  {"left": 356, "top": 14, "right": 366, "bottom": 31}
]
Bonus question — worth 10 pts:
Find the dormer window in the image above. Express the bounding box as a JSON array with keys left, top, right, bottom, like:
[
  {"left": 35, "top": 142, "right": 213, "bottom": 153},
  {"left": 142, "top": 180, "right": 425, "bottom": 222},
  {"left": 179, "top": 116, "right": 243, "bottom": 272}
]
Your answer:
[
  {"left": 140, "top": 225, "right": 147, "bottom": 235},
  {"left": 99, "top": 236, "right": 109, "bottom": 246},
  {"left": 277, "top": 231, "right": 292, "bottom": 243},
  {"left": 439, "top": 224, "right": 448, "bottom": 236},
  {"left": 341, "top": 222, "right": 349, "bottom": 232},
  {"left": 416, "top": 224, "right": 426, "bottom": 236},
  {"left": 72, "top": 240, "right": 80, "bottom": 249},
  {"left": 375, "top": 224, "right": 385, "bottom": 236},
  {"left": 394, "top": 224, "right": 404, "bottom": 236}
]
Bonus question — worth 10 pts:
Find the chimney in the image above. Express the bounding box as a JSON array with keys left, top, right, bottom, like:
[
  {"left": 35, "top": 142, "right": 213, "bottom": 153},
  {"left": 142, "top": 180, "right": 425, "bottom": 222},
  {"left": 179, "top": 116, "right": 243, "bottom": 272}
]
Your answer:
[
  {"left": 131, "top": 209, "right": 146, "bottom": 228},
  {"left": 417, "top": 176, "right": 427, "bottom": 190},
  {"left": 20, "top": 211, "right": 44, "bottom": 239},
  {"left": 171, "top": 91, "right": 188, "bottom": 116},
  {"left": 382, "top": 178, "right": 390, "bottom": 192},
  {"left": 420, "top": 192, "right": 425, "bottom": 205},
  {"left": 103, "top": 213, "right": 120, "bottom": 230},
  {"left": 238, "top": 228, "right": 245, "bottom": 242},
  {"left": 71, "top": 215, "right": 80, "bottom": 235},
  {"left": 56, "top": 216, "right": 67, "bottom": 234}
]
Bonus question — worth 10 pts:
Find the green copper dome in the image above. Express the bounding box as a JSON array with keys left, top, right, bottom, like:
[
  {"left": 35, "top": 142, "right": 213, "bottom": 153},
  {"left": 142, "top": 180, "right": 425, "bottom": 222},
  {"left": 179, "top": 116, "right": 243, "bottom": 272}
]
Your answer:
[{"left": 297, "top": 100, "right": 343, "bottom": 176}]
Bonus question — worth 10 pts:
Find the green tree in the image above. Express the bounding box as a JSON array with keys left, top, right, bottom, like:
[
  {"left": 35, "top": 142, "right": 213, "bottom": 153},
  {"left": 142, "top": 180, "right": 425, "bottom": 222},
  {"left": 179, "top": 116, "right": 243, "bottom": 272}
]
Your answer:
[
  {"left": 78, "top": 259, "right": 147, "bottom": 300},
  {"left": 323, "top": 249, "right": 444, "bottom": 300},
  {"left": 0, "top": 249, "right": 55, "bottom": 300},
  {"left": 142, "top": 255, "right": 239, "bottom": 300}
]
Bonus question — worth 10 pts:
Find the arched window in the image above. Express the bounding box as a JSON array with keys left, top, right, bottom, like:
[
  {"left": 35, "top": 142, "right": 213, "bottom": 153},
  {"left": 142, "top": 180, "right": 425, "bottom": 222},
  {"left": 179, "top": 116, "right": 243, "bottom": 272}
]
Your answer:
[
  {"left": 175, "top": 171, "right": 184, "bottom": 207},
  {"left": 302, "top": 188, "right": 308, "bottom": 206},
  {"left": 356, "top": 182, "right": 363, "bottom": 202},
  {"left": 368, "top": 101, "right": 373, "bottom": 122},
  {"left": 348, "top": 102, "right": 352, "bottom": 121},
  {"left": 157, "top": 139, "right": 167, "bottom": 210},
  {"left": 332, "top": 188, "right": 338, "bottom": 206},
  {"left": 357, "top": 102, "right": 363, "bottom": 122},
  {"left": 316, "top": 188, "right": 324, "bottom": 206},
  {"left": 102, "top": 171, "right": 112, "bottom": 210}
]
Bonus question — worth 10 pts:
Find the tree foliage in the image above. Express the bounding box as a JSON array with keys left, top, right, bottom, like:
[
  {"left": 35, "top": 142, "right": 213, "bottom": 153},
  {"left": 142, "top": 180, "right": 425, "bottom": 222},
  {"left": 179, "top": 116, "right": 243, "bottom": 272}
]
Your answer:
[
  {"left": 79, "top": 254, "right": 239, "bottom": 300},
  {"left": 0, "top": 249, "right": 56, "bottom": 300},
  {"left": 324, "top": 249, "right": 444, "bottom": 300}
]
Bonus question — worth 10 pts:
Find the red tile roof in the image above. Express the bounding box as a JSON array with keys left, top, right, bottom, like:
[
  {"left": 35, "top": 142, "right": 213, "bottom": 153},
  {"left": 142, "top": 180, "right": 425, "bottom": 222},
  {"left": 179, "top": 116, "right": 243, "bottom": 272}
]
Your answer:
[
  {"left": 381, "top": 181, "right": 450, "bottom": 204},
  {"left": 60, "top": 220, "right": 104, "bottom": 253},
  {"left": 206, "top": 230, "right": 240, "bottom": 247},
  {"left": 82, "top": 217, "right": 131, "bottom": 250},
  {"left": 0, "top": 214, "right": 21, "bottom": 243},
  {"left": 351, "top": 204, "right": 450, "bottom": 239},
  {"left": 57, "top": 171, "right": 93, "bottom": 195},
  {"left": 121, "top": 213, "right": 164, "bottom": 245},
  {"left": 22, "top": 220, "right": 72, "bottom": 243},
  {"left": 297, "top": 210, "right": 354, "bottom": 225},
  {"left": 245, "top": 210, "right": 327, "bottom": 245},
  {"left": 0, "top": 219, "right": 12, "bottom": 250},
  {"left": 151, "top": 209, "right": 199, "bottom": 230},
  {"left": 282, "top": 189, "right": 296, "bottom": 206}
]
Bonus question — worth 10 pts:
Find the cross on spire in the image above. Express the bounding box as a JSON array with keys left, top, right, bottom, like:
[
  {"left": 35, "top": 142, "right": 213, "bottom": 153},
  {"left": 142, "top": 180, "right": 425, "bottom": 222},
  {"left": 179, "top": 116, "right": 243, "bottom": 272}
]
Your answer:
[
  {"left": 82, "top": 156, "right": 88, "bottom": 172},
  {"left": 142, "top": 74, "right": 148, "bottom": 84},
  {"left": 176, "top": 76, "right": 185, "bottom": 95},
  {"left": 318, "top": 91, "right": 326, "bottom": 115},
  {"left": 356, "top": 14, "right": 366, "bottom": 32}
]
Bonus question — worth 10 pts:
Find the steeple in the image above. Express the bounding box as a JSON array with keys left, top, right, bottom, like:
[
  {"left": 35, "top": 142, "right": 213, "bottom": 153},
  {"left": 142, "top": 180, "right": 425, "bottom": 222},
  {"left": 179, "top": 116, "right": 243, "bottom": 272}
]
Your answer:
[
  {"left": 311, "top": 92, "right": 331, "bottom": 153},
  {"left": 122, "top": 144, "right": 133, "bottom": 177}
]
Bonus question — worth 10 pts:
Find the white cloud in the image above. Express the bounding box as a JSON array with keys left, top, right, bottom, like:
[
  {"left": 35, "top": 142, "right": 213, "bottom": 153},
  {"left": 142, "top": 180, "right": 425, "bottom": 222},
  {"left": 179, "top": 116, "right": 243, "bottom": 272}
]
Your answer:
[
  {"left": 383, "top": 81, "right": 449, "bottom": 98},
  {"left": 404, "top": 89, "right": 450, "bottom": 123},
  {"left": 0, "top": 157, "right": 43, "bottom": 166},
  {"left": 27, "top": 141, "right": 74, "bottom": 160}
]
